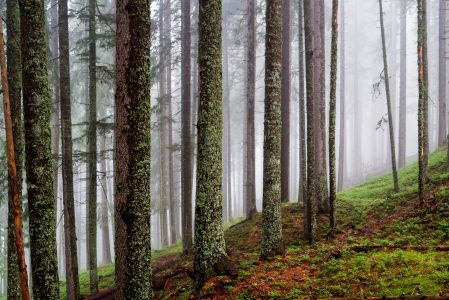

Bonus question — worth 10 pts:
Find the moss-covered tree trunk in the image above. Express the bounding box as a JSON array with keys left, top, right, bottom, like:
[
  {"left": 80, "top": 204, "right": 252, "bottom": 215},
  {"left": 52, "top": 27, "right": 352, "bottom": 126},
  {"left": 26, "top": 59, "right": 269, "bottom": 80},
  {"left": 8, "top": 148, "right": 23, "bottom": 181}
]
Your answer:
[
  {"left": 260, "top": 0, "right": 285, "bottom": 260},
  {"left": 418, "top": 0, "right": 426, "bottom": 200},
  {"left": 298, "top": 0, "right": 306, "bottom": 204},
  {"left": 329, "top": 0, "right": 339, "bottom": 234},
  {"left": 246, "top": 0, "right": 257, "bottom": 220},
  {"left": 337, "top": 0, "right": 345, "bottom": 192},
  {"left": 304, "top": 0, "right": 317, "bottom": 245},
  {"left": 398, "top": 0, "right": 407, "bottom": 168},
  {"left": 58, "top": 0, "right": 80, "bottom": 297},
  {"left": 115, "top": 0, "right": 152, "bottom": 297},
  {"left": 6, "top": 0, "right": 23, "bottom": 298},
  {"left": 378, "top": 0, "right": 399, "bottom": 192},
  {"left": 181, "top": 0, "right": 193, "bottom": 254},
  {"left": 280, "top": 0, "right": 290, "bottom": 204},
  {"left": 86, "top": 0, "right": 98, "bottom": 293},
  {"left": 18, "top": 0, "right": 59, "bottom": 297},
  {"left": 194, "top": 0, "right": 233, "bottom": 289}
]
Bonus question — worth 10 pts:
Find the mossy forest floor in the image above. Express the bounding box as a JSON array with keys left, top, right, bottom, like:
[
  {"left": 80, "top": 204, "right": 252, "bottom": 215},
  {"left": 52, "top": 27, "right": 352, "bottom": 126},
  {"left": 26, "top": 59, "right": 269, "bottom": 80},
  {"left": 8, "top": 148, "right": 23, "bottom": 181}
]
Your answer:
[{"left": 73, "top": 148, "right": 449, "bottom": 299}]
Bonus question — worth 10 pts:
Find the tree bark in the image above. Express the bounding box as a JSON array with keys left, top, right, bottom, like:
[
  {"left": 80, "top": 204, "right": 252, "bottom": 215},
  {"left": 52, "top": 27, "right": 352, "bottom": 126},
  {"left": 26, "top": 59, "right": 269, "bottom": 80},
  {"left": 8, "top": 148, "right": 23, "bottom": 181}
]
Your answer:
[
  {"left": 246, "top": 0, "right": 257, "bottom": 220},
  {"left": 304, "top": 0, "right": 317, "bottom": 245},
  {"left": 298, "top": 0, "right": 306, "bottom": 202},
  {"left": 439, "top": 0, "right": 447, "bottom": 147},
  {"left": 378, "top": 0, "right": 399, "bottom": 192},
  {"left": 1, "top": 10, "right": 30, "bottom": 300},
  {"left": 418, "top": 0, "right": 426, "bottom": 200},
  {"left": 398, "top": 0, "right": 407, "bottom": 168},
  {"left": 329, "top": 0, "right": 339, "bottom": 234},
  {"left": 5, "top": 0, "right": 24, "bottom": 298},
  {"left": 115, "top": 0, "right": 153, "bottom": 297},
  {"left": 337, "top": 0, "right": 345, "bottom": 192},
  {"left": 19, "top": 0, "right": 60, "bottom": 296},
  {"left": 59, "top": 0, "right": 81, "bottom": 297},
  {"left": 194, "top": 0, "right": 231, "bottom": 289},
  {"left": 281, "top": 0, "right": 290, "bottom": 203},
  {"left": 181, "top": 0, "right": 193, "bottom": 255},
  {"left": 261, "top": 0, "right": 285, "bottom": 260}
]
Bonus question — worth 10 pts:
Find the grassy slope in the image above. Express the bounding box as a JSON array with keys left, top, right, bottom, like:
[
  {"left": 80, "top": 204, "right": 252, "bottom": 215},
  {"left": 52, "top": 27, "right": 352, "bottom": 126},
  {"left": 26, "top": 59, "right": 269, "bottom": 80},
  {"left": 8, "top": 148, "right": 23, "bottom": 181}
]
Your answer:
[{"left": 53, "top": 148, "right": 449, "bottom": 299}]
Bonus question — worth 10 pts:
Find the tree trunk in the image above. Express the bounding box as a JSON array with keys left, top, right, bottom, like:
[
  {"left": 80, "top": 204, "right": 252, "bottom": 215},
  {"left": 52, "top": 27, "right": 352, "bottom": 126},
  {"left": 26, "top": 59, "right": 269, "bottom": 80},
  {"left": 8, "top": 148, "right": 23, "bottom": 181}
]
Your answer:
[
  {"left": 181, "top": 0, "right": 193, "bottom": 255},
  {"left": 246, "top": 0, "right": 257, "bottom": 220},
  {"left": 100, "top": 134, "right": 112, "bottom": 265},
  {"left": 86, "top": 0, "right": 99, "bottom": 294},
  {"left": 298, "top": 0, "right": 306, "bottom": 203},
  {"left": 304, "top": 0, "right": 317, "bottom": 245},
  {"left": 398, "top": 0, "right": 407, "bottom": 168},
  {"left": 329, "top": 0, "right": 339, "bottom": 234},
  {"left": 313, "top": 0, "right": 328, "bottom": 212},
  {"left": 194, "top": 0, "right": 231, "bottom": 289},
  {"left": 423, "top": 0, "right": 429, "bottom": 179},
  {"left": 261, "top": 0, "right": 285, "bottom": 260},
  {"left": 1, "top": 10, "right": 30, "bottom": 300},
  {"left": 115, "top": 0, "right": 152, "bottom": 297},
  {"left": 281, "top": 0, "right": 290, "bottom": 203},
  {"left": 223, "top": 22, "right": 232, "bottom": 222},
  {"left": 378, "top": 0, "right": 399, "bottom": 192},
  {"left": 19, "top": 0, "right": 60, "bottom": 296},
  {"left": 418, "top": 0, "right": 426, "bottom": 200},
  {"left": 439, "top": 0, "right": 447, "bottom": 147},
  {"left": 5, "top": 0, "right": 24, "bottom": 298},
  {"left": 337, "top": 0, "right": 345, "bottom": 192},
  {"left": 59, "top": 0, "right": 81, "bottom": 297}
]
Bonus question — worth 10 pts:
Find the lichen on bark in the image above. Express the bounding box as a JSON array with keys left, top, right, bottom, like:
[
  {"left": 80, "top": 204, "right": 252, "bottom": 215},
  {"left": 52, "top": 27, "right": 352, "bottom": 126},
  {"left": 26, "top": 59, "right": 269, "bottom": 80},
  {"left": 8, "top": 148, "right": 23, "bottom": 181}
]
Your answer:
[{"left": 260, "top": 0, "right": 285, "bottom": 261}]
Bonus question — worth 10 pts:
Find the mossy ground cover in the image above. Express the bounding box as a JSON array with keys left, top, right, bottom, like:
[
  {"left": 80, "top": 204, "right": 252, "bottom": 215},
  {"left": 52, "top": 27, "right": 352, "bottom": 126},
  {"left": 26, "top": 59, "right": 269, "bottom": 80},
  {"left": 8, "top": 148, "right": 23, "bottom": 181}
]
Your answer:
[{"left": 55, "top": 148, "right": 449, "bottom": 299}]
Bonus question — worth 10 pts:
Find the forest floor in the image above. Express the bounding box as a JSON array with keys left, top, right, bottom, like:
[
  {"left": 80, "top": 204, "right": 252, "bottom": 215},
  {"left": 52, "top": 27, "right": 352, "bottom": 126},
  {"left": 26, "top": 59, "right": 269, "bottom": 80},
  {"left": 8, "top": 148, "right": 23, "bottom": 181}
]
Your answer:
[{"left": 76, "top": 148, "right": 449, "bottom": 299}]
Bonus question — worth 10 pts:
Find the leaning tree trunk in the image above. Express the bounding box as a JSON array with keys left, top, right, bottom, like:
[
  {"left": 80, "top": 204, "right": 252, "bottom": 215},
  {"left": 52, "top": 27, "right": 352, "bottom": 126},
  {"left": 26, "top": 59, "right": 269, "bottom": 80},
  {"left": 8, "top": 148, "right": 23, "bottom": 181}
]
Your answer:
[
  {"left": 5, "top": 0, "right": 24, "bottom": 298},
  {"left": 246, "top": 0, "right": 257, "bottom": 220},
  {"left": 398, "top": 0, "right": 407, "bottom": 168},
  {"left": 329, "top": 0, "right": 339, "bottom": 234},
  {"left": 59, "top": 0, "right": 80, "bottom": 297},
  {"left": 378, "top": 0, "right": 399, "bottom": 192},
  {"left": 181, "top": 0, "right": 193, "bottom": 255},
  {"left": 261, "top": 0, "right": 285, "bottom": 260},
  {"left": 19, "top": 0, "right": 60, "bottom": 297},
  {"left": 280, "top": 0, "right": 290, "bottom": 203},
  {"left": 304, "top": 0, "right": 317, "bottom": 245},
  {"left": 337, "top": 0, "right": 345, "bottom": 192},
  {"left": 86, "top": 0, "right": 98, "bottom": 294},
  {"left": 2, "top": 9, "right": 30, "bottom": 300},
  {"left": 298, "top": 0, "right": 306, "bottom": 202},
  {"left": 194, "top": 0, "right": 234, "bottom": 289},
  {"left": 439, "top": 0, "right": 447, "bottom": 147},
  {"left": 115, "top": 0, "right": 153, "bottom": 297}
]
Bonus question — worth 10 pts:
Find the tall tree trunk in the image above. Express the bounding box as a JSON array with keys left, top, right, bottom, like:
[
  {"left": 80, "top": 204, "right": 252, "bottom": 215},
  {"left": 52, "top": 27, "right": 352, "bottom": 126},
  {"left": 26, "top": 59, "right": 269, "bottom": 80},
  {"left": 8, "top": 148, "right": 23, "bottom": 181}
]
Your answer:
[
  {"left": 298, "top": 0, "right": 306, "bottom": 203},
  {"left": 223, "top": 22, "right": 231, "bottom": 222},
  {"left": 329, "top": 0, "right": 338, "bottom": 234},
  {"left": 115, "top": 0, "right": 152, "bottom": 297},
  {"left": 86, "top": 0, "right": 98, "bottom": 294},
  {"left": 281, "top": 0, "right": 290, "bottom": 203},
  {"left": 337, "top": 0, "right": 345, "bottom": 192},
  {"left": 304, "top": 0, "right": 316, "bottom": 245},
  {"left": 2, "top": 9, "right": 29, "bottom": 300},
  {"left": 19, "top": 0, "right": 60, "bottom": 296},
  {"left": 246, "top": 0, "right": 257, "bottom": 220},
  {"left": 164, "top": 0, "right": 176, "bottom": 245},
  {"left": 313, "top": 0, "right": 328, "bottom": 212},
  {"left": 261, "top": 0, "right": 285, "bottom": 260},
  {"left": 378, "top": 0, "right": 399, "bottom": 192},
  {"left": 59, "top": 0, "right": 80, "bottom": 297},
  {"left": 100, "top": 134, "right": 111, "bottom": 264},
  {"left": 418, "top": 0, "right": 426, "bottom": 200},
  {"left": 398, "top": 0, "right": 407, "bottom": 168},
  {"left": 423, "top": 0, "right": 429, "bottom": 179},
  {"left": 194, "top": 0, "right": 233, "bottom": 289},
  {"left": 181, "top": 0, "right": 193, "bottom": 255},
  {"left": 6, "top": 0, "right": 24, "bottom": 298},
  {"left": 439, "top": 0, "right": 447, "bottom": 147}
]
